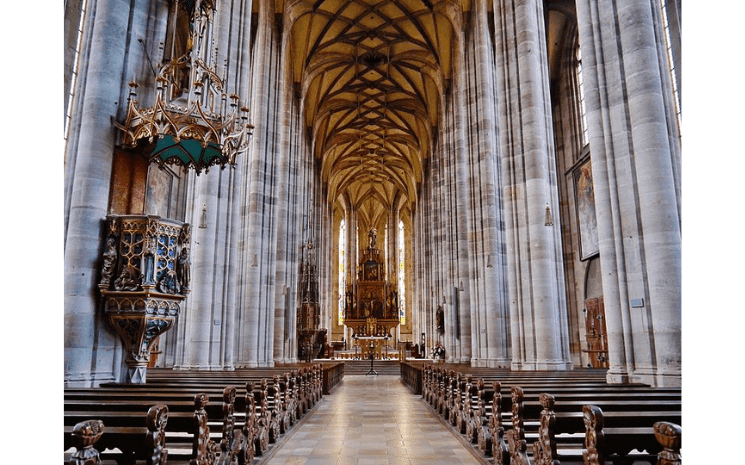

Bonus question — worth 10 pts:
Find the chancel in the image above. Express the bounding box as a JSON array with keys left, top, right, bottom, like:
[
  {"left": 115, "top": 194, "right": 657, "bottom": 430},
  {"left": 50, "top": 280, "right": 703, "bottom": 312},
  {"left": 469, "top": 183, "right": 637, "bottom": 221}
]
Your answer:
[{"left": 63, "top": 0, "right": 682, "bottom": 463}]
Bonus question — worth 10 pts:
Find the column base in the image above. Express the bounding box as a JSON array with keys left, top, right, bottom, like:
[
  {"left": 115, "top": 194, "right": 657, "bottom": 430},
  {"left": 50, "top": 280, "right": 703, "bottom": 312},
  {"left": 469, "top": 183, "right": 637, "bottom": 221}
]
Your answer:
[
  {"left": 126, "top": 366, "right": 147, "bottom": 384},
  {"left": 512, "top": 360, "right": 573, "bottom": 371},
  {"left": 173, "top": 363, "right": 233, "bottom": 371},
  {"left": 630, "top": 368, "right": 682, "bottom": 388},
  {"left": 471, "top": 358, "right": 512, "bottom": 368},
  {"left": 64, "top": 370, "right": 117, "bottom": 388},
  {"left": 606, "top": 366, "right": 631, "bottom": 384}
]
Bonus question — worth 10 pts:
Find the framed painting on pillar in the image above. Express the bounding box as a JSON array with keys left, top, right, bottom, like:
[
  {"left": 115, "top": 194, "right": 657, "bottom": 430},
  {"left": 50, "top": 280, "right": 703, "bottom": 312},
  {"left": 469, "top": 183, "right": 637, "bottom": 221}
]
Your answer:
[{"left": 573, "top": 157, "right": 599, "bottom": 260}]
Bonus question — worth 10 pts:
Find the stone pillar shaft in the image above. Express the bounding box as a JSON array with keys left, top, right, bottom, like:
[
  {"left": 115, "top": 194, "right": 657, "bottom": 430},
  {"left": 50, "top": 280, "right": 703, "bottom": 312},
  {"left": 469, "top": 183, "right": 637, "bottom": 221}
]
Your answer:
[
  {"left": 239, "top": 0, "right": 276, "bottom": 367},
  {"left": 64, "top": 0, "right": 133, "bottom": 386},
  {"left": 495, "top": 0, "right": 571, "bottom": 370},
  {"left": 576, "top": 0, "right": 681, "bottom": 386}
]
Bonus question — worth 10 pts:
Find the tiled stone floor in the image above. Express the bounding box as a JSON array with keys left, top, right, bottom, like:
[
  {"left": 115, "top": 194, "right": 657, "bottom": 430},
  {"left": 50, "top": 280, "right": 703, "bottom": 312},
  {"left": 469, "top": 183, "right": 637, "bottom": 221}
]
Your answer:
[{"left": 261, "top": 375, "right": 488, "bottom": 465}]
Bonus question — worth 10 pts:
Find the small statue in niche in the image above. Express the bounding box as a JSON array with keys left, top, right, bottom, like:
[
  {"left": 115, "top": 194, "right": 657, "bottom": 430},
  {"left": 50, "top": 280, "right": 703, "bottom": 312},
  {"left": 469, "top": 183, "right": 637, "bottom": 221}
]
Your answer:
[
  {"left": 387, "top": 291, "right": 398, "bottom": 315},
  {"left": 345, "top": 290, "right": 353, "bottom": 313},
  {"left": 179, "top": 223, "right": 191, "bottom": 245},
  {"left": 158, "top": 269, "right": 180, "bottom": 294},
  {"left": 142, "top": 237, "right": 157, "bottom": 286},
  {"left": 114, "top": 266, "right": 140, "bottom": 291},
  {"left": 436, "top": 305, "right": 444, "bottom": 335},
  {"left": 100, "top": 237, "right": 118, "bottom": 286},
  {"left": 176, "top": 247, "right": 191, "bottom": 293}
]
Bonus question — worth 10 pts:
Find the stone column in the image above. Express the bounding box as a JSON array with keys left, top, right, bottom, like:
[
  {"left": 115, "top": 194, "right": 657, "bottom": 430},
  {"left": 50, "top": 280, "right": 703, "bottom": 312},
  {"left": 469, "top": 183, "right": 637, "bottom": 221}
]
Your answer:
[
  {"left": 473, "top": 0, "right": 511, "bottom": 367},
  {"left": 451, "top": 43, "right": 474, "bottom": 363},
  {"left": 239, "top": 0, "right": 275, "bottom": 367},
  {"left": 221, "top": 0, "right": 255, "bottom": 370},
  {"left": 576, "top": 0, "right": 681, "bottom": 387},
  {"left": 64, "top": 0, "right": 133, "bottom": 386},
  {"left": 494, "top": 0, "right": 572, "bottom": 370},
  {"left": 181, "top": 174, "right": 219, "bottom": 369},
  {"left": 272, "top": 13, "right": 296, "bottom": 365}
]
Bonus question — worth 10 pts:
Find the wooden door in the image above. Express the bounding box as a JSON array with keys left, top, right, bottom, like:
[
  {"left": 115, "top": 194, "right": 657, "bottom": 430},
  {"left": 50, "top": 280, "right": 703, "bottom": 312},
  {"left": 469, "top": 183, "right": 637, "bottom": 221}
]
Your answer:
[{"left": 584, "top": 297, "right": 608, "bottom": 368}]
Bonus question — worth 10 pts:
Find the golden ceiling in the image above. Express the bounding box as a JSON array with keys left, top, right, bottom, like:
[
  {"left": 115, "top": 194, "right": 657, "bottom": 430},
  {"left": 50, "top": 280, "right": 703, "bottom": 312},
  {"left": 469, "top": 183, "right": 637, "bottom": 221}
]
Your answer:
[
  {"left": 273, "top": 0, "right": 572, "bottom": 227},
  {"left": 281, "top": 0, "right": 468, "bottom": 225}
]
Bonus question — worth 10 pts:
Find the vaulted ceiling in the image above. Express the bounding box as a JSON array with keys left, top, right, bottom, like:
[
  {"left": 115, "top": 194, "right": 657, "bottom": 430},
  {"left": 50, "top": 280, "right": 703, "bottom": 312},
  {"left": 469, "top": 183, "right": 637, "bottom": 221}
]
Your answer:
[
  {"left": 282, "top": 0, "right": 465, "bottom": 228},
  {"left": 275, "top": 0, "right": 574, "bottom": 229}
]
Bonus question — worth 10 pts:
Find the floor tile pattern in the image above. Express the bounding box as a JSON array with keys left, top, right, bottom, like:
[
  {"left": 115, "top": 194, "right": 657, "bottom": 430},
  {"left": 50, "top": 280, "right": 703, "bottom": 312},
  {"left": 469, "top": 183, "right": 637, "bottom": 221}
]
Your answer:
[{"left": 262, "top": 375, "right": 486, "bottom": 465}]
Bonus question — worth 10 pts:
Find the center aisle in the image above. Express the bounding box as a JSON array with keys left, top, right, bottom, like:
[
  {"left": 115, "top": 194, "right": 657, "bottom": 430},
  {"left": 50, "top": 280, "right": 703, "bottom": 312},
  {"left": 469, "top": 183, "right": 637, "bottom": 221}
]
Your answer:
[{"left": 261, "top": 374, "right": 488, "bottom": 465}]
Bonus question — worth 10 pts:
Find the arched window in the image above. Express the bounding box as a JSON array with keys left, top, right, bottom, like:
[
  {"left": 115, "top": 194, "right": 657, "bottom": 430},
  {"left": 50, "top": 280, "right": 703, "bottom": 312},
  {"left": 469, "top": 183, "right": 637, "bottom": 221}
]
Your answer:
[
  {"left": 397, "top": 220, "right": 406, "bottom": 324},
  {"left": 338, "top": 219, "right": 346, "bottom": 325},
  {"left": 576, "top": 44, "right": 589, "bottom": 147},
  {"left": 64, "top": 0, "right": 88, "bottom": 142},
  {"left": 659, "top": 0, "right": 681, "bottom": 131}
]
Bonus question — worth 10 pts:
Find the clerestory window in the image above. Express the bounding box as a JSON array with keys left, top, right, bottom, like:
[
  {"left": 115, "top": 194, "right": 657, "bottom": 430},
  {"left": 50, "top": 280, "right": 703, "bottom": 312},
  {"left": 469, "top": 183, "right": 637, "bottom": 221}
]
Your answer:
[{"left": 576, "top": 44, "right": 589, "bottom": 148}]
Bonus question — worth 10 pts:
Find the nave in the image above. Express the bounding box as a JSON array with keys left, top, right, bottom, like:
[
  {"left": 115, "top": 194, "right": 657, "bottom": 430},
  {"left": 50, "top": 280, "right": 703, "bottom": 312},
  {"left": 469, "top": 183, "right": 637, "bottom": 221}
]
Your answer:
[{"left": 263, "top": 373, "right": 487, "bottom": 465}]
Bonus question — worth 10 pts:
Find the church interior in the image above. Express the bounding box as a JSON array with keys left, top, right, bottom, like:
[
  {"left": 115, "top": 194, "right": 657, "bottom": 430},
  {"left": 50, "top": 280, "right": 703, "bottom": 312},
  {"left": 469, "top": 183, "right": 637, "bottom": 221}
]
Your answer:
[{"left": 57, "top": 0, "right": 695, "bottom": 463}]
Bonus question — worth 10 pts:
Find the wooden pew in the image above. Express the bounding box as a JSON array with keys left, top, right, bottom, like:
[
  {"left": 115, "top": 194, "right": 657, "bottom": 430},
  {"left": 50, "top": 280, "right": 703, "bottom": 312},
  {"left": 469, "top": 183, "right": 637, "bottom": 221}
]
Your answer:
[
  {"left": 582, "top": 405, "right": 683, "bottom": 465},
  {"left": 65, "top": 387, "right": 249, "bottom": 464},
  {"left": 64, "top": 365, "right": 335, "bottom": 463},
  {"left": 409, "top": 363, "right": 681, "bottom": 464}
]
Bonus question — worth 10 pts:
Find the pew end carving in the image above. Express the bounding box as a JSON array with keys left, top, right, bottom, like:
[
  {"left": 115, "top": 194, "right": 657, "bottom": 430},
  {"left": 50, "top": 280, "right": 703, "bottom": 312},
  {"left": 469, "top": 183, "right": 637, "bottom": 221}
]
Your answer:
[
  {"left": 68, "top": 419, "right": 104, "bottom": 465},
  {"left": 654, "top": 421, "right": 682, "bottom": 465},
  {"left": 583, "top": 404, "right": 605, "bottom": 465},
  {"left": 532, "top": 393, "right": 559, "bottom": 465},
  {"left": 146, "top": 404, "right": 169, "bottom": 465}
]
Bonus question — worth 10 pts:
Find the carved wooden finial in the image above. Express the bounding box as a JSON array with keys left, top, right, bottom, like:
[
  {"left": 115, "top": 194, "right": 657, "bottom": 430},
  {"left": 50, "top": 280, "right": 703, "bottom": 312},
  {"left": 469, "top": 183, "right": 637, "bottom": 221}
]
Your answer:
[
  {"left": 533, "top": 393, "right": 559, "bottom": 465},
  {"left": 654, "top": 421, "right": 682, "bottom": 465},
  {"left": 583, "top": 405, "right": 605, "bottom": 465},
  {"left": 146, "top": 404, "right": 169, "bottom": 465},
  {"left": 69, "top": 420, "right": 104, "bottom": 465}
]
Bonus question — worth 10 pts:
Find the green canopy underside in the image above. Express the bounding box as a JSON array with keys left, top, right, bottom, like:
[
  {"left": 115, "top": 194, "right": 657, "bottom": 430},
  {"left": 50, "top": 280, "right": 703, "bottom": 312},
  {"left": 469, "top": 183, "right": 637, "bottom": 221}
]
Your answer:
[{"left": 151, "top": 135, "right": 224, "bottom": 168}]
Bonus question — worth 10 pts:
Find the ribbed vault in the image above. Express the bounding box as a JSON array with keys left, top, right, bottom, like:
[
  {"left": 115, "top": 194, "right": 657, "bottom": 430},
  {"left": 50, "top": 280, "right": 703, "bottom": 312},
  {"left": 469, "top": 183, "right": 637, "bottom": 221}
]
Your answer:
[{"left": 284, "top": 0, "right": 463, "bottom": 225}]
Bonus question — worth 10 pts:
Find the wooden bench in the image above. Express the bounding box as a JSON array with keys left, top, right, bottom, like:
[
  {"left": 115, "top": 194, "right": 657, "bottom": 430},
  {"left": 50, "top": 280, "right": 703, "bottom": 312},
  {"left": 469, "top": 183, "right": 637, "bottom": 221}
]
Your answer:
[
  {"left": 65, "top": 388, "right": 246, "bottom": 465},
  {"left": 64, "top": 364, "right": 338, "bottom": 463},
  {"left": 493, "top": 386, "right": 681, "bottom": 464},
  {"left": 406, "top": 363, "right": 681, "bottom": 464}
]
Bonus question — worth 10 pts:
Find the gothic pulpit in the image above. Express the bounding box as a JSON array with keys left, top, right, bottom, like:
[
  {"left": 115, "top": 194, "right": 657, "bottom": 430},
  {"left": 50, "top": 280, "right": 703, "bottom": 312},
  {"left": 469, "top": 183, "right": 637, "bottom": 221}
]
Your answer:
[{"left": 98, "top": 215, "right": 190, "bottom": 383}]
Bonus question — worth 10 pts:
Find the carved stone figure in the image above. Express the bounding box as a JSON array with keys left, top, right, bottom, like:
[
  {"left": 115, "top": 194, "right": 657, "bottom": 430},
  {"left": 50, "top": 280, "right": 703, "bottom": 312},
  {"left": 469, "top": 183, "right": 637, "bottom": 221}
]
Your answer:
[
  {"left": 114, "top": 266, "right": 140, "bottom": 291},
  {"left": 436, "top": 305, "right": 444, "bottom": 334},
  {"left": 345, "top": 290, "right": 353, "bottom": 313},
  {"left": 142, "top": 237, "right": 157, "bottom": 286},
  {"left": 177, "top": 247, "right": 191, "bottom": 292},
  {"left": 368, "top": 227, "right": 377, "bottom": 248},
  {"left": 158, "top": 269, "right": 180, "bottom": 294},
  {"left": 100, "top": 237, "right": 118, "bottom": 286},
  {"left": 179, "top": 222, "right": 191, "bottom": 245}
]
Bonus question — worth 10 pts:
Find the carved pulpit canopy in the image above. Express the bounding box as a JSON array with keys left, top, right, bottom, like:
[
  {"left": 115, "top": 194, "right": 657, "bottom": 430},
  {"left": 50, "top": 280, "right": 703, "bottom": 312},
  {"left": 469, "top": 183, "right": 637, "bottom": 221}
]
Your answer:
[{"left": 114, "top": 0, "right": 253, "bottom": 174}]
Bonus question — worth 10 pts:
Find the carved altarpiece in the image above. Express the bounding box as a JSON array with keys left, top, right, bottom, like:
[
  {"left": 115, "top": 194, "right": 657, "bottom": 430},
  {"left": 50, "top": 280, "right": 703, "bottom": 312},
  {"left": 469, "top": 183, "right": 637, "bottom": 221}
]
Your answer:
[{"left": 344, "top": 231, "right": 400, "bottom": 357}]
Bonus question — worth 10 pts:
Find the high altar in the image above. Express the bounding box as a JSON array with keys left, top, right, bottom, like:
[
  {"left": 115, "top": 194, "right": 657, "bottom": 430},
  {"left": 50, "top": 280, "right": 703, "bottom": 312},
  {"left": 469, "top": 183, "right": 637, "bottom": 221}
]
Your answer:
[{"left": 344, "top": 228, "right": 400, "bottom": 358}]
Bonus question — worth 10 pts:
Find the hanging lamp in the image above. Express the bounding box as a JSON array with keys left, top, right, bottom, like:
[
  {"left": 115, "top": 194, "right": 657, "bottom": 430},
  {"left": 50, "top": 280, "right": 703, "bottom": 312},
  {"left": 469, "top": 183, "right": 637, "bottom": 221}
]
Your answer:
[{"left": 115, "top": 0, "right": 253, "bottom": 174}]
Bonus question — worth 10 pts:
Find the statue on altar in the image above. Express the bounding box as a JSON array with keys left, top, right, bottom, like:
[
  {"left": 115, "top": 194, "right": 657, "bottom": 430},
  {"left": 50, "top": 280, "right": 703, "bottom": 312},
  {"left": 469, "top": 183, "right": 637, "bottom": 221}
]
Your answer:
[
  {"left": 432, "top": 341, "right": 445, "bottom": 361},
  {"left": 368, "top": 227, "right": 377, "bottom": 249}
]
